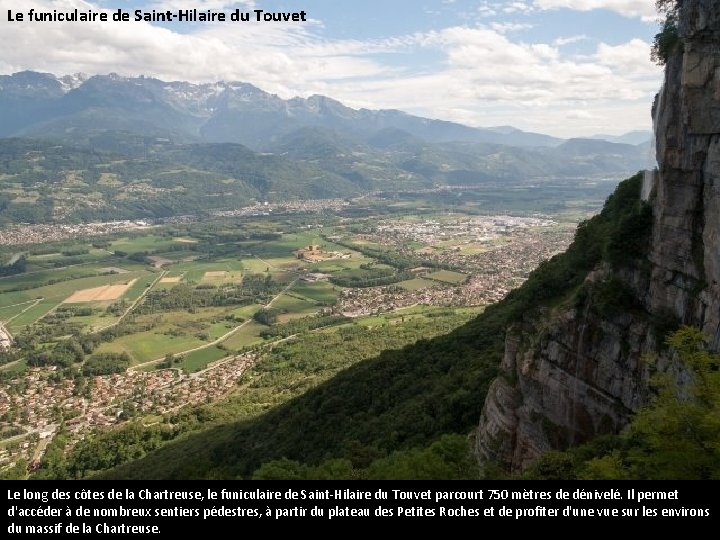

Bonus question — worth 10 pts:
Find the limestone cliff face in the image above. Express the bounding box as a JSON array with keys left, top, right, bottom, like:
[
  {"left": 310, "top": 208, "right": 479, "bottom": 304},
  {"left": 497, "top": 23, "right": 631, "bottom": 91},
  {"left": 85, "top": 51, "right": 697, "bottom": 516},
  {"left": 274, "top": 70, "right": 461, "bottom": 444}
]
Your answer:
[
  {"left": 476, "top": 0, "right": 720, "bottom": 470},
  {"left": 650, "top": 0, "right": 720, "bottom": 350}
]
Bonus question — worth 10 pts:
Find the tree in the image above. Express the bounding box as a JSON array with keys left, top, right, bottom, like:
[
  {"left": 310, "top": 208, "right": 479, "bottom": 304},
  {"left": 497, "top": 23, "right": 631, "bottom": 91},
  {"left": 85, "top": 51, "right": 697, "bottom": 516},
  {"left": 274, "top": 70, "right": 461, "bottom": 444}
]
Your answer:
[
  {"left": 0, "top": 458, "right": 28, "bottom": 480},
  {"left": 583, "top": 327, "right": 720, "bottom": 479},
  {"left": 651, "top": 0, "right": 681, "bottom": 65}
]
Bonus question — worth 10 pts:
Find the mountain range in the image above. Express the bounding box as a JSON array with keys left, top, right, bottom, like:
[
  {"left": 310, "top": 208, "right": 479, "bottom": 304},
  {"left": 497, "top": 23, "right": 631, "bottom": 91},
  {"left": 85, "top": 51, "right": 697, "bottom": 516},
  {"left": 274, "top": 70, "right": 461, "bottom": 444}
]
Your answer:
[
  {"left": 1, "top": 70, "right": 646, "bottom": 151},
  {"left": 0, "top": 71, "right": 651, "bottom": 224}
]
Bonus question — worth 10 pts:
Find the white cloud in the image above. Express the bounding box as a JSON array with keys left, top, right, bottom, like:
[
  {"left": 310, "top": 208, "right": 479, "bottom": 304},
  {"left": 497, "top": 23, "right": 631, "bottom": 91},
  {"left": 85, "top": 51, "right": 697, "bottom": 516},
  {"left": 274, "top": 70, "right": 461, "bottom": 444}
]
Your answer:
[
  {"left": 477, "top": 2, "right": 498, "bottom": 17},
  {"left": 596, "top": 38, "right": 658, "bottom": 75},
  {"left": 0, "top": 0, "right": 390, "bottom": 95},
  {"left": 328, "top": 26, "right": 662, "bottom": 136},
  {"left": 534, "top": 0, "right": 659, "bottom": 22},
  {"left": 503, "top": 2, "right": 535, "bottom": 14},
  {"left": 554, "top": 34, "right": 587, "bottom": 46},
  {"left": 490, "top": 22, "right": 534, "bottom": 33},
  {"left": 147, "top": 0, "right": 257, "bottom": 10},
  {"left": 567, "top": 109, "right": 601, "bottom": 119},
  {"left": 0, "top": 0, "right": 664, "bottom": 137}
]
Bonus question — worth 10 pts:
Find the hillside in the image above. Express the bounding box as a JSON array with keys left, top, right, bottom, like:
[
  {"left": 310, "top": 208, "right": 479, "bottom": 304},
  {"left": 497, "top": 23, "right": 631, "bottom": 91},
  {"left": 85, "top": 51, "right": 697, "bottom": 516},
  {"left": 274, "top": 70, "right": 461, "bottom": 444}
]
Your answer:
[
  {"left": 97, "top": 0, "right": 720, "bottom": 480},
  {"left": 0, "top": 138, "right": 356, "bottom": 224},
  {"left": 476, "top": 0, "right": 720, "bottom": 471},
  {"left": 0, "top": 132, "right": 646, "bottom": 224},
  {"left": 0, "top": 71, "right": 648, "bottom": 225},
  {"left": 95, "top": 172, "right": 651, "bottom": 479}
]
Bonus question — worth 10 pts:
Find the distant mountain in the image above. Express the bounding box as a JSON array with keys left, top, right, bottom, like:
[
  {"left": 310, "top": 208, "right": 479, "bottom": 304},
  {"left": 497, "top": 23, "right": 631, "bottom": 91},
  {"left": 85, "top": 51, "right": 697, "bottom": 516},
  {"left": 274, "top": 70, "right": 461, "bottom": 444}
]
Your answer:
[
  {"left": 544, "top": 138, "right": 648, "bottom": 176},
  {"left": 484, "top": 125, "right": 564, "bottom": 147},
  {"left": 0, "top": 71, "right": 566, "bottom": 150},
  {"left": 590, "top": 130, "right": 652, "bottom": 145},
  {"left": 0, "top": 137, "right": 359, "bottom": 224},
  {"left": 0, "top": 71, "right": 650, "bottom": 223},
  {"left": 0, "top": 128, "right": 649, "bottom": 224}
]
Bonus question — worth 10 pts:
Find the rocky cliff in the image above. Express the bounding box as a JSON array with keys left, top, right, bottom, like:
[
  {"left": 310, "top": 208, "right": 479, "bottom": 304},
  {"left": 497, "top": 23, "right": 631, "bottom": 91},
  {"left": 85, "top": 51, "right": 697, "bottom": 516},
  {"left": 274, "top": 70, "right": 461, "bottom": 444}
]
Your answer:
[{"left": 476, "top": 0, "right": 720, "bottom": 470}]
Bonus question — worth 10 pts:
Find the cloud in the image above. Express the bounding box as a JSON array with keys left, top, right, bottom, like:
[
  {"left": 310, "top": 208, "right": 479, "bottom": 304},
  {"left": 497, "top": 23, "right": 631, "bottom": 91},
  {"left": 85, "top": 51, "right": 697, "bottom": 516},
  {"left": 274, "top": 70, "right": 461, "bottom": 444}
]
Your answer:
[
  {"left": 554, "top": 34, "right": 587, "bottom": 46},
  {"left": 502, "top": 2, "right": 535, "bottom": 14},
  {"left": 147, "top": 0, "right": 257, "bottom": 10},
  {"left": 596, "top": 38, "right": 658, "bottom": 75},
  {"left": 490, "top": 22, "right": 534, "bottom": 33},
  {"left": 0, "top": 0, "right": 663, "bottom": 137},
  {"left": 567, "top": 109, "right": 601, "bottom": 119},
  {"left": 0, "top": 0, "right": 390, "bottom": 94},
  {"left": 329, "top": 26, "right": 661, "bottom": 135},
  {"left": 534, "top": 0, "right": 659, "bottom": 22}
]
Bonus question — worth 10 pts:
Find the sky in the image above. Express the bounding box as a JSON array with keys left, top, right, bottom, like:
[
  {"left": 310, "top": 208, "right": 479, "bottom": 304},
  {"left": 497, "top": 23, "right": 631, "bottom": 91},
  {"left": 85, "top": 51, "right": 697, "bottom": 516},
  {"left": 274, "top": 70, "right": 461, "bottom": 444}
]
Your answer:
[{"left": 0, "top": 1, "right": 665, "bottom": 137}]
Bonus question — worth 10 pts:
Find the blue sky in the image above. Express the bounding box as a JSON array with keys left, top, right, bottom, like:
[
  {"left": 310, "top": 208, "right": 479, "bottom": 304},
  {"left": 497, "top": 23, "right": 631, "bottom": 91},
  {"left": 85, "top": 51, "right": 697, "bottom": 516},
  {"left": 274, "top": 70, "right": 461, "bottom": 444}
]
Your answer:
[{"left": 0, "top": 1, "right": 664, "bottom": 136}]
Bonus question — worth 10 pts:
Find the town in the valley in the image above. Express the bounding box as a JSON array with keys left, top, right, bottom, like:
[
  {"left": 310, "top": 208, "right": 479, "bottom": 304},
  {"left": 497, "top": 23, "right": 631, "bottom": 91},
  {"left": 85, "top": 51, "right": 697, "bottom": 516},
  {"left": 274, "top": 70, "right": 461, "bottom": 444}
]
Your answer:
[{"left": 0, "top": 200, "right": 578, "bottom": 472}]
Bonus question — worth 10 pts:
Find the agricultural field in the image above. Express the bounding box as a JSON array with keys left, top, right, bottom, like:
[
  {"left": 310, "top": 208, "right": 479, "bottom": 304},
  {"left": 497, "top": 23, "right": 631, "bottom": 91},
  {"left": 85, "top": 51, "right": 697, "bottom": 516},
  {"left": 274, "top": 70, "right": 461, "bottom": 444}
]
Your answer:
[
  {"left": 201, "top": 271, "right": 243, "bottom": 285},
  {"left": 109, "top": 235, "right": 181, "bottom": 255},
  {"left": 0, "top": 302, "right": 35, "bottom": 323},
  {"left": 0, "top": 203, "right": 584, "bottom": 476},
  {"left": 291, "top": 281, "right": 339, "bottom": 304},
  {"left": 273, "top": 298, "right": 320, "bottom": 322},
  {"left": 0, "top": 209, "right": 576, "bottom": 379},
  {"left": 0, "top": 270, "right": 153, "bottom": 332},
  {"left": 222, "top": 321, "right": 268, "bottom": 350},
  {"left": 179, "top": 346, "right": 229, "bottom": 373},
  {"left": 0, "top": 217, "right": 390, "bottom": 381},
  {"left": 398, "top": 277, "right": 437, "bottom": 291},
  {"left": 425, "top": 270, "right": 468, "bottom": 284}
]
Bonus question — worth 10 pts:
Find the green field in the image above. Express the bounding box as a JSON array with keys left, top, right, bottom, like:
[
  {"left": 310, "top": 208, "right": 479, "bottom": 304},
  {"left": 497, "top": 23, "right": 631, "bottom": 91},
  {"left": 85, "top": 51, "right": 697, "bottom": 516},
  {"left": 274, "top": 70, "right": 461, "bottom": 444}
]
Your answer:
[
  {"left": 1, "top": 270, "right": 154, "bottom": 332},
  {"left": 0, "top": 290, "right": 41, "bottom": 309},
  {"left": 0, "top": 267, "right": 108, "bottom": 295},
  {"left": 348, "top": 306, "right": 467, "bottom": 328},
  {"left": 94, "top": 307, "right": 235, "bottom": 364},
  {"left": 110, "top": 235, "right": 180, "bottom": 254},
  {"left": 201, "top": 270, "right": 243, "bottom": 285},
  {"left": 0, "top": 359, "right": 27, "bottom": 375},
  {"left": 65, "top": 309, "right": 117, "bottom": 332},
  {"left": 124, "top": 273, "right": 160, "bottom": 301},
  {"left": 6, "top": 300, "right": 59, "bottom": 331},
  {"left": 179, "top": 346, "right": 229, "bottom": 373},
  {"left": 230, "top": 304, "right": 264, "bottom": 320},
  {"left": 398, "top": 277, "right": 437, "bottom": 291},
  {"left": 425, "top": 270, "right": 468, "bottom": 284},
  {"left": 223, "top": 321, "right": 268, "bottom": 350},
  {"left": 178, "top": 260, "right": 245, "bottom": 283},
  {"left": 0, "top": 270, "right": 150, "bottom": 304},
  {"left": 0, "top": 302, "right": 34, "bottom": 323},
  {"left": 291, "top": 281, "right": 339, "bottom": 304},
  {"left": 96, "top": 330, "right": 205, "bottom": 365},
  {"left": 271, "top": 293, "right": 319, "bottom": 320},
  {"left": 262, "top": 258, "right": 303, "bottom": 271},
  {"left": 207, "top": 319, "right": 238, "bottom": 340},
  {"left": 239, "top": 258, "right": 271, "bottom": 274}
]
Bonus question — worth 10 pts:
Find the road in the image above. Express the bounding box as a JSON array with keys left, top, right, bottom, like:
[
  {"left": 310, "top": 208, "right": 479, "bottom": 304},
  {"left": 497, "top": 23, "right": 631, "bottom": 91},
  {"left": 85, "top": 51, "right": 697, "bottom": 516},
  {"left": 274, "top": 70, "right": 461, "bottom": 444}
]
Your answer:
[
  {"left": 0, "top": 322, "right": 12, "bottom": 347},
  {"left": 2, "top": 298, "right": 43, "bottom": 326},
  {"left": 130, "top": 277, "right": 299, "bottom": 371},
  {"left": 92, "top": 270, "right": 167, "bottom": 333}
]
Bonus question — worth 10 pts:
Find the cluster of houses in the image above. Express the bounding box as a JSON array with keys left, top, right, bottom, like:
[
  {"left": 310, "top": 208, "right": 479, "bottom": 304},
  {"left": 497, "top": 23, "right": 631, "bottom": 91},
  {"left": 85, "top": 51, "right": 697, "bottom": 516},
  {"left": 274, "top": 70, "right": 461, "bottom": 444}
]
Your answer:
[
  {"left": 0, "top": 352, "right": 259, "bottom": 472},
  {"left": 211, "top": 199, "right": 349, "bottom": 218},
  {"left": 0, "top": 324, "right": 11, "bottom": 350},
  {"left": 0, "top": 220, "right": 147, "bottom": 246},
  {"left": 336, "top": 216, "right": 574, "bottom": 315}
]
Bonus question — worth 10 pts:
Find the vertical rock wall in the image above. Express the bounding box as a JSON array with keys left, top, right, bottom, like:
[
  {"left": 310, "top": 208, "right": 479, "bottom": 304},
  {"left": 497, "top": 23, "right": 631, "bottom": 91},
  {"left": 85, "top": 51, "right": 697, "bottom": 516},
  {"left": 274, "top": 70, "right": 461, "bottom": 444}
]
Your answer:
[{"left": 476, "top": 0, "right": 720, "bottom": 470}]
